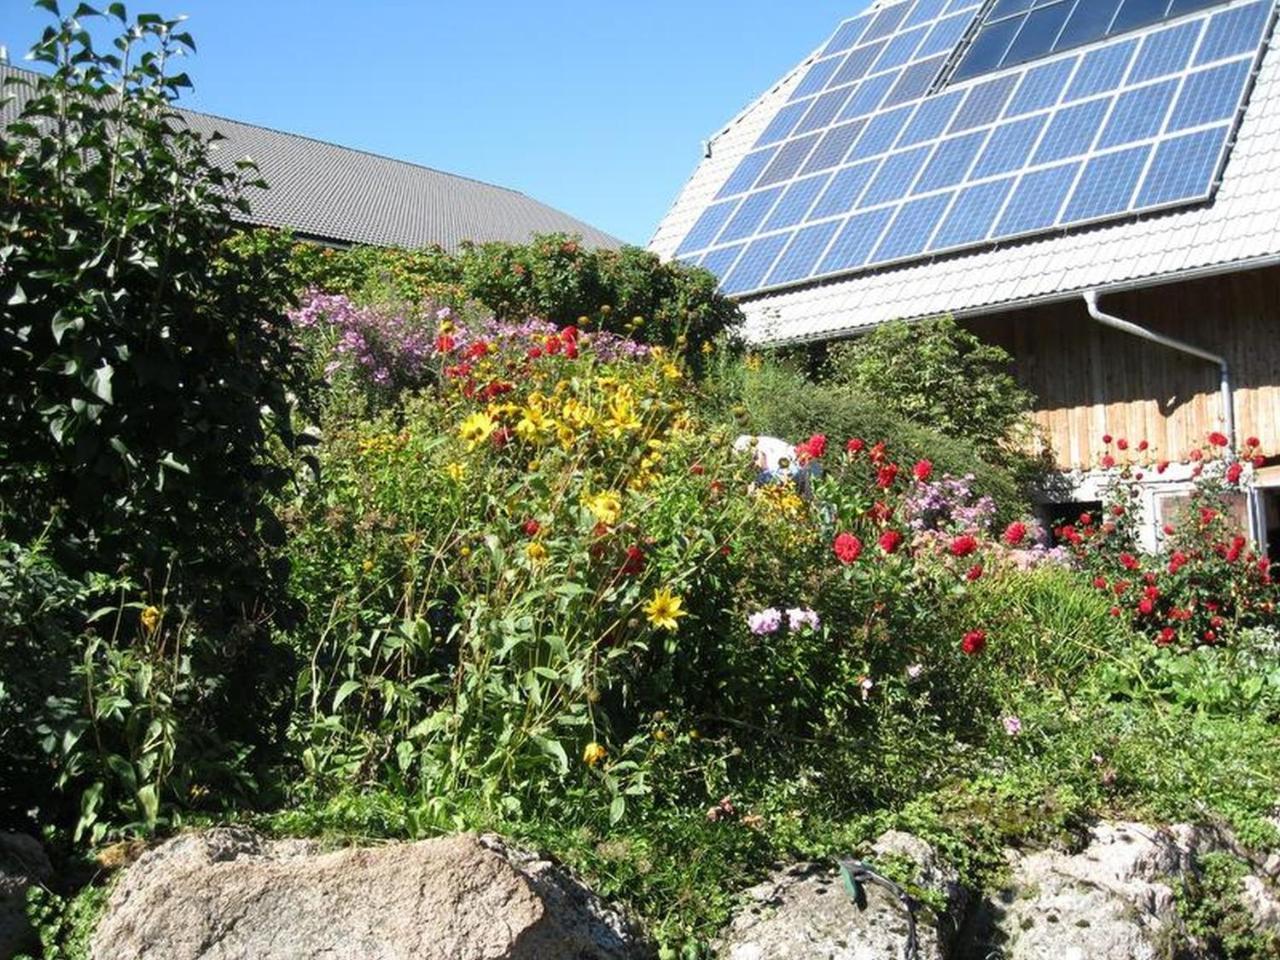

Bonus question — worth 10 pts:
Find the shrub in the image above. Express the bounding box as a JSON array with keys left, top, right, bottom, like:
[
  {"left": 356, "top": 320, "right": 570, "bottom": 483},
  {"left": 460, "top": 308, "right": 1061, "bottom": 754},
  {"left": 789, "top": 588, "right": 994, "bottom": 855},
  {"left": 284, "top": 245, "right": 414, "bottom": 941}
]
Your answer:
[
  {"left": 286, "top": 235, "right": 742, "bottom": 371},
  {"left": 0, "top": 5, "right": 307, "bottom": 836},
  {"left": 1057, "top": 433, "right": 1276, "bottom": 651},
  {"left": 823, "top": 316, "right": 1037, "bottom": 461},
  {"left": 707, "top": 354, "right": 1030, "bottom": 521}
]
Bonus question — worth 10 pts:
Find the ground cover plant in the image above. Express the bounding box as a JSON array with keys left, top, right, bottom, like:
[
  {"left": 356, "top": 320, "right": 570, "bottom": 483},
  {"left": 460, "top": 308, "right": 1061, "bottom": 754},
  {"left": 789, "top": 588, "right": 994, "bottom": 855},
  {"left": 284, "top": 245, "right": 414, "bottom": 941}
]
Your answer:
[{"left": 2, "top": 6, "right": 1278, "bottom": 959}]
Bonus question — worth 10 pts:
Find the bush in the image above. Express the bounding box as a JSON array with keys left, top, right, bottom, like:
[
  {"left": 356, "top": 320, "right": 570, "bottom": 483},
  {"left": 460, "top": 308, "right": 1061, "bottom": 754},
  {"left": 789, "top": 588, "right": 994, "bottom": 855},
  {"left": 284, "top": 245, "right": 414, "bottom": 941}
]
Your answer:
[
  {"left": 0, "top": 5, "right": 307, "bottom": 837},
  {"left": 706, "top": 354, "right": 1030, "bottom": 522},
  {"left": 823, "top": 316, "right": 1036, "bottom": 458},
  {"left": 286, "top": 235, "right": 742, "bottom": 372}
]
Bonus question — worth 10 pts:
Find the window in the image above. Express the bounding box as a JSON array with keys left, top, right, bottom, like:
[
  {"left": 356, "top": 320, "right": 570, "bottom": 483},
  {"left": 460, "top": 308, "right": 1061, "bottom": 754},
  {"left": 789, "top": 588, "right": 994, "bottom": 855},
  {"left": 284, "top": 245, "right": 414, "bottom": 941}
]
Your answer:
[{"left": 952, "top": 0, "right": 1237, "bottom": 82}]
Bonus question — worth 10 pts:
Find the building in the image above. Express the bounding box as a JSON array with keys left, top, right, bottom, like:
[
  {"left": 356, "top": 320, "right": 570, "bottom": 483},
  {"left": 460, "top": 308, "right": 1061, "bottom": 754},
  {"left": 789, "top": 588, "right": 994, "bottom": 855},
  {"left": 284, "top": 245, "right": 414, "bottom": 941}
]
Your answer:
[
  {"left": 652, "top": 0, "right": 1280, "bottom": 556},
  {"left": 0, "top": 63, "right": 621, "bottom": 252}
]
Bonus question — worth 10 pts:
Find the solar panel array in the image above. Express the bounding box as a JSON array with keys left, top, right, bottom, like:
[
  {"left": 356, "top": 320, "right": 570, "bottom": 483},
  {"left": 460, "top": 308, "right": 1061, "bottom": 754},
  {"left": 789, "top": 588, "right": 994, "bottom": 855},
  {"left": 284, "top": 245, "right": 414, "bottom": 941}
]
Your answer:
[{"left": 676, "top": 0, "right": 1274, "bottom": 298}]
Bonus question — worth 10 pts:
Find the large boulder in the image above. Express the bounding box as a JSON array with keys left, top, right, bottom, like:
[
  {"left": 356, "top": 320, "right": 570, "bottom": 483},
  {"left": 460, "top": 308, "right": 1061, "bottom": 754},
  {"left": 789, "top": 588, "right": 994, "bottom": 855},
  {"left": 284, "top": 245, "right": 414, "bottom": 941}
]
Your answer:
[
  {"left": 0, "top": 832, "right": 53, "bottom": 959},
  {"left": 91, "top": 829, "right": 644, "bottom": 960},
  {"left": 716, "top": 831, "right": 967, "bottom": 960},
  {"left": 978, "top": 822, "right": 1184, "bottom": 960}
]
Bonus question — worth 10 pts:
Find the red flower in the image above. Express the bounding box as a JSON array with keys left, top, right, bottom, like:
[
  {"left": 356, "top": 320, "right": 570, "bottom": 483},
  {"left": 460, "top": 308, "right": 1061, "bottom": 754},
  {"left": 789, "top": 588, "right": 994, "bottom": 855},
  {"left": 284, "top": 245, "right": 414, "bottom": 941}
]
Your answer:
[
  {"left": 1112, "top": 505, "right": 1126, "bottom": 517},
  {"left": 1157, "top": 460, "right": 1170, "bottom": 474},
  {"left": 961, "top": 630, "right": 987, "bottom": 656},
  {"left": 1120, "top": 553, "right": 1140, "bottom": 571},
  {"left": 1102, "top": 434, "right": 1114, "bottom": 445},
  {"left": 1093, "top": 577, "right": 1108, "bottom": 590},
  {"left": 846, "top": 438, "right": 866, "bottom": 455},
  {"left": 869, "top": 501, "right": 894, "bottom": 524},
  {"left": 1138, "top": 598, "right": 1155, "bottom": 616},
  {"left": 833, "top": 532, "right": 863, "bottom": 565},
  {"left": 912, "top": 459, "right": 934, "bottom": 483},
  {"left": 950, "top": 534, "right": 979, "bottom": 558},
  {"left": 1138, "top": 440, "right": 1150, "bottom": 452},
  {"left": 1117, "top": 439, "right": 1130, "bottom": 451},
  {"left": 1208, "top": 431, "right": 1230, "bottom": 448},
  {"left": 561, "top": 325, "right": 580, "bottom": 342},
  {"left": 435, "top": 334, "right": 457, "bottom": 353},
  {"left": 1199, "top": 507, "right": 1218, "bottom": 525},
  {"left": 966, "top": 564, "right": 984, "bottom": 582},
  {"left": 690, "top": 463, "right": 706, "bottom": 475},
  {"left": 869, "top": 441, "right": 888, "bottom": 464},
  {"left": 1079, "top": 512, "right": 1093, "bottom": 526},
  {"left": 1101, "top": 454, "right": 1116, "bottom": 469},
  {"left": 491, "top": 426, "right": 512, "bottom": 449},
  {"left": 620, "top": 546, "right": 646, "bottom": 576},
  {"left": 1190, "top": 448, "right": 1204, "bottom": 462},
  {"left": 564, "top": 340, "right": 579, "bottom": 360},
  {"left": 1109, "top": 606, "right": 1123, "bottom": 617},
  {"left": 878, "top": 530, "right": 904, "bottom": 554},
  {"left": 1226, "top": 462, "right": 1244, "bottom": 485},
  {"left": 876, "top": 464, "right": 900, "bottom": 488},
  {"left": 522, "top": 519, "right": 541, "bottom": 537},
  {"left": 1246, "top": 436, "right": 1260, "bottom": 449},
  {"left": 1254, "top": 455, "right": 1267, "bottom": 469},
  {"left": 545, "top": 334, "right": 562, "bottom": 355},
  {"left": 1158, "top": 628, "right": 1177, "bottom": 647},
  {"left": 1003, "top": 521, "right": 1028, "bottom": 547},
  {"left": 464, "top": 340, "right": 490, "bottom": 360},
  {"left": 796, "top": 434, "right": 828, "bottom": 463}
]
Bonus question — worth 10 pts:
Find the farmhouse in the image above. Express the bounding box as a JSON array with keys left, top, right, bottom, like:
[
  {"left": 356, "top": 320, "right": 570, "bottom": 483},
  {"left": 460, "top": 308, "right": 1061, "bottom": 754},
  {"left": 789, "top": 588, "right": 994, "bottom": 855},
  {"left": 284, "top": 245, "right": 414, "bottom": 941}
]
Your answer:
[
  {"left": 0, "top": 62, "right": 621, "bottom": 253},
  {"left": 652, "top": 0, "right": 1280, "bottom": 557}
]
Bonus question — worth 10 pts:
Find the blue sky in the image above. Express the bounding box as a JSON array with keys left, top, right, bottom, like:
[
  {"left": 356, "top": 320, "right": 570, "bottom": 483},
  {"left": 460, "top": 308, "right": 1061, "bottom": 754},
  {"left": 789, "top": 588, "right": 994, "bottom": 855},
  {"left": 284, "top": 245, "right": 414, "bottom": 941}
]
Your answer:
[{"left": 0, "top": 2, "right": 868, "bottom": 245}]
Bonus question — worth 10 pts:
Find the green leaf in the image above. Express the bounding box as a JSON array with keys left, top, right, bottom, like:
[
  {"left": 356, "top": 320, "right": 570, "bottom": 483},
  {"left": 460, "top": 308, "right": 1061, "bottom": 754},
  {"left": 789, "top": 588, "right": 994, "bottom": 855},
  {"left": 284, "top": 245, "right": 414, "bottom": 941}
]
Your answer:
[
  {"left": 531, "top": 735, "right": 568, "bottom": 775},
  {"left": 332, "top": 679, "right": 361, "bottom": 710},
  {"left": 87, "top": 364, "right": 114, "bottom": 404},
  {"left": 51, "top": 311, "right": 84, "bottom": 344},
  {"left": 609, "top": 794, "right": 626, "bottom": 825},
  {"left": 136, "top": 783, "right": 159, "bottom": 830},
  {"left": 7, "top": 283, "right": 27, "bottom": 305}
]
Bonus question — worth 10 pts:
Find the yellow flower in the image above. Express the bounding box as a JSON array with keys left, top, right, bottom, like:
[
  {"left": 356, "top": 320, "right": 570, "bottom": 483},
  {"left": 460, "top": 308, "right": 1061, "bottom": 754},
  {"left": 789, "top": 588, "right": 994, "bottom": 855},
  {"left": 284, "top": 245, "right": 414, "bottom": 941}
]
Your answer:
[
  {"left": 603, "top": 392, "right": 642, "bottom": 437},
  {"left": 585, "top": 490, "right": 623, "bottom": 526},
  {"left": 583, "top": 742, "right": 607, "bottom": 767},
  {"left": 361, "top": 558, "right": 375, "bottom": 574},
  {"left": 458, "top": 411, "right": 495, "bottom": 450},
  {"left": 662, "top": 362, "right": 682, "bottom": 381},
  {"left": 444, "top": 462, "right": 466, "bottom": 482},
  {"left": 516, "top": 397, "right": 555, "bottom": 444},
  {"left": 140, "top": 605, "right": 162, "bottom": 634},
  {"left": 526, "top": 542, "right": 548, "bottom": 564},
  {"left": 701, "top": 340, "right": 715, "bottom": 355},
  {"left": 745, "top": 354, "right": 763, "bottom": 371},
  {"left": 643, "top": 587, "right": 686, "bottom": 632}
]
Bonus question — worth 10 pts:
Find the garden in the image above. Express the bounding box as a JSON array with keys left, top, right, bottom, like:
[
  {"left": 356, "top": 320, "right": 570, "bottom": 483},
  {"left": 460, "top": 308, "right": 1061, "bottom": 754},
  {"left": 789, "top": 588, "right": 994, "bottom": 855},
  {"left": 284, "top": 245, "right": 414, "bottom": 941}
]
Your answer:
[{"left": 2, "top": 6, "right": 1279, "bottom": 959}]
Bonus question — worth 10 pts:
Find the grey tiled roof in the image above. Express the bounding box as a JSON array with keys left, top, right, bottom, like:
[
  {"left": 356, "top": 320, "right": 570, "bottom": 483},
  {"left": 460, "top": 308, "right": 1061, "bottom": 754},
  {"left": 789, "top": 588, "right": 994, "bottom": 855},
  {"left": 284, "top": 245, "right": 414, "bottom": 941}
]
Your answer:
[{"left": 1, "top": 64, "right": 622, "bottom": 251}]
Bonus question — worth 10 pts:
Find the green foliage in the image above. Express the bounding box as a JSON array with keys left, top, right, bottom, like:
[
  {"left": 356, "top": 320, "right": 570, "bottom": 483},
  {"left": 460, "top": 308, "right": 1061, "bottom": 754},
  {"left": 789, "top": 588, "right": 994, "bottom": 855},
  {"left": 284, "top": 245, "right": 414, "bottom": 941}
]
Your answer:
[
  {"left": 285, "top": 234, "right": 742, "bottom": 371},
  {"left": 823, "top": 316, "right": 1037, "bottom": 459},
  {"left": 707, "top": 352, "right": 1030, "bottom": 519},
  {"left": 0, "top": 4, "right": 310, "bottom": 609},
  {"left": 0, "top": 5, "right": 306, "bottom": 836},
  {"left": 16, "top": 881, "right": 111, "bottom": 960},
  {"left": 1174, "top": 852, "right": 1280, "bottom": 959}
]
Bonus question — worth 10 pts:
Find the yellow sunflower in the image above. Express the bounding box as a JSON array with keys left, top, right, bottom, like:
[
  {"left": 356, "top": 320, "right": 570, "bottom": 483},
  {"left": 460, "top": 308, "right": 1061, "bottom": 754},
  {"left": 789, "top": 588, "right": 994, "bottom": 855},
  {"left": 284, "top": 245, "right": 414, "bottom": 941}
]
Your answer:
[{"left": 643, "top": 587, "right": 686, "bottom": 632}]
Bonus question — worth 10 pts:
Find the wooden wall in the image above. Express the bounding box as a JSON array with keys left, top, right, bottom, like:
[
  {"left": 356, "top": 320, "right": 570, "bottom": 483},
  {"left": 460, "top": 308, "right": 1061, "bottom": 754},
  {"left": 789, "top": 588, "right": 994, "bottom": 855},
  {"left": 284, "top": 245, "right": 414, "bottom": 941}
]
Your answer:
[{"left": 966, "top": 265, "right": 1280, "bottom": 471}]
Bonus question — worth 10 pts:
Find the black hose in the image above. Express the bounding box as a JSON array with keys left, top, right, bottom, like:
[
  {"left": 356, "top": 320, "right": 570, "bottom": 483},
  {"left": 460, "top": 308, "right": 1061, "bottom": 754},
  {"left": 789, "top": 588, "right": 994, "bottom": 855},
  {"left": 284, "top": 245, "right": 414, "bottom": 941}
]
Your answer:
[{"left": 837, "top": 857, "right": 921, "bottom": 960}]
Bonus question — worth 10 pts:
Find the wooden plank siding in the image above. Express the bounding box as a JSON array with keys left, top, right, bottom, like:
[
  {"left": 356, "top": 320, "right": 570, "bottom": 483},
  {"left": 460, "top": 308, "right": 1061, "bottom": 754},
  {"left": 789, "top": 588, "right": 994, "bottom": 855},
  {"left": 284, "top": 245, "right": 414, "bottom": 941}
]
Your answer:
[{"left": 966, "top": 265, "right": 1280, "bottom": 472}]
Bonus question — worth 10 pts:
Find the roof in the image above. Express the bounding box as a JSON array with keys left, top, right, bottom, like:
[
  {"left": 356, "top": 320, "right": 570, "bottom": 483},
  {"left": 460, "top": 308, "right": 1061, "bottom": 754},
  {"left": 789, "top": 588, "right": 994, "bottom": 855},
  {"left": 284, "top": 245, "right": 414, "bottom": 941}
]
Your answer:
[
  {"left": 650, "top": 0, "right": 1280, "bottom": 344},
  {"left": 0, "top": 64, "right": 622, "bottom": 252}
]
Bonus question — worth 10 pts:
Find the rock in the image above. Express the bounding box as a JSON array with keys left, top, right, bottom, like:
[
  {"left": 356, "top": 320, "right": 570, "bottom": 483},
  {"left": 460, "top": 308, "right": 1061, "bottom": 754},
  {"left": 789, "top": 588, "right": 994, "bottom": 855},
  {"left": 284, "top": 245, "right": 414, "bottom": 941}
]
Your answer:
[
  {"left": 977, "top": 822, "right": 1187, "bottom": 960},
  {"left": 716, "top": 831, "right": 963, "bottom": 960},
  {"left": 90, "top": 829, "right": 643, "bottom": 960},
  {"left": 0, "top": 833, "right": 53, "bottom": 959}
]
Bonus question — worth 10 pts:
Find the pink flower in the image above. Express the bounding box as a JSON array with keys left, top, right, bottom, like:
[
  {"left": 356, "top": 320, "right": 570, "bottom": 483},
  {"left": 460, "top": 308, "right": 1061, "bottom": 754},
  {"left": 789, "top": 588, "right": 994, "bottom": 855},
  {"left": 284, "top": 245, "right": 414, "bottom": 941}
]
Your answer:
[{"left": 1002, "top": 716, "right": 1022, "bottom": 736}]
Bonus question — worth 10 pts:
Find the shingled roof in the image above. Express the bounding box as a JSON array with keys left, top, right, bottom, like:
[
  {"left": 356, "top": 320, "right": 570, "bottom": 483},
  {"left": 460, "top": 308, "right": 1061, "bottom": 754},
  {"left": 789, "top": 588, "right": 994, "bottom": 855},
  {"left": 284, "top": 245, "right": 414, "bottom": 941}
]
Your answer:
[
  {"left": 0, "top": 64, "right": 622, "bottom": 252},
  {"left": 650, "top": 0, "right": 1280, "bottom": 344}
]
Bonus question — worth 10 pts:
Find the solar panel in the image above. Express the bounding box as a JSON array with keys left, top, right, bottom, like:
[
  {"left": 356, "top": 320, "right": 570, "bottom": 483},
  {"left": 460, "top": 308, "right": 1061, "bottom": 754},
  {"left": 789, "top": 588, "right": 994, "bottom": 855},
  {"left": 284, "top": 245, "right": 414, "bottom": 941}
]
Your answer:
[{"left": 679, "top": 0, "right": 1273, "bottom": 297}]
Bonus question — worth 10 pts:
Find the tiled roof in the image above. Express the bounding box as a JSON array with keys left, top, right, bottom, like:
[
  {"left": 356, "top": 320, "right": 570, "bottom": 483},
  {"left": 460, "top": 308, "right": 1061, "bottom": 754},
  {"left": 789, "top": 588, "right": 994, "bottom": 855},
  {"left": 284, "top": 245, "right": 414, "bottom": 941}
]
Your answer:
[
  {"left": 649, "top": 2, "right": 1280, "bottom": 344},
  {"left": 1, "top": 64, "right": 622, "bottom": 252}
]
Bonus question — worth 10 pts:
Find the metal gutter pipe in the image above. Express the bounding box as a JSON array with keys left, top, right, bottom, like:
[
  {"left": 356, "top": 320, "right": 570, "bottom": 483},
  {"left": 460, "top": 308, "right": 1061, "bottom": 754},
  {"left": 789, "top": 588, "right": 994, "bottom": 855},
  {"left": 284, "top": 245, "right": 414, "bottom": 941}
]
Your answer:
[{"left": 1082, "top": 290, "right": 1236, "bottom": 455}]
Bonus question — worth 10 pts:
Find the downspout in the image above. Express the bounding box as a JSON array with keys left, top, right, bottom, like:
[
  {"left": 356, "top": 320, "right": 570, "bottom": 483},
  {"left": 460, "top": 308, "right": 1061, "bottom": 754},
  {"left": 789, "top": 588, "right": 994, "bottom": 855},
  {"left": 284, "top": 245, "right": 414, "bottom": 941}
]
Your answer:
[{"left": 1081, "top": 290, "right": 1259, "bottom": 542}]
